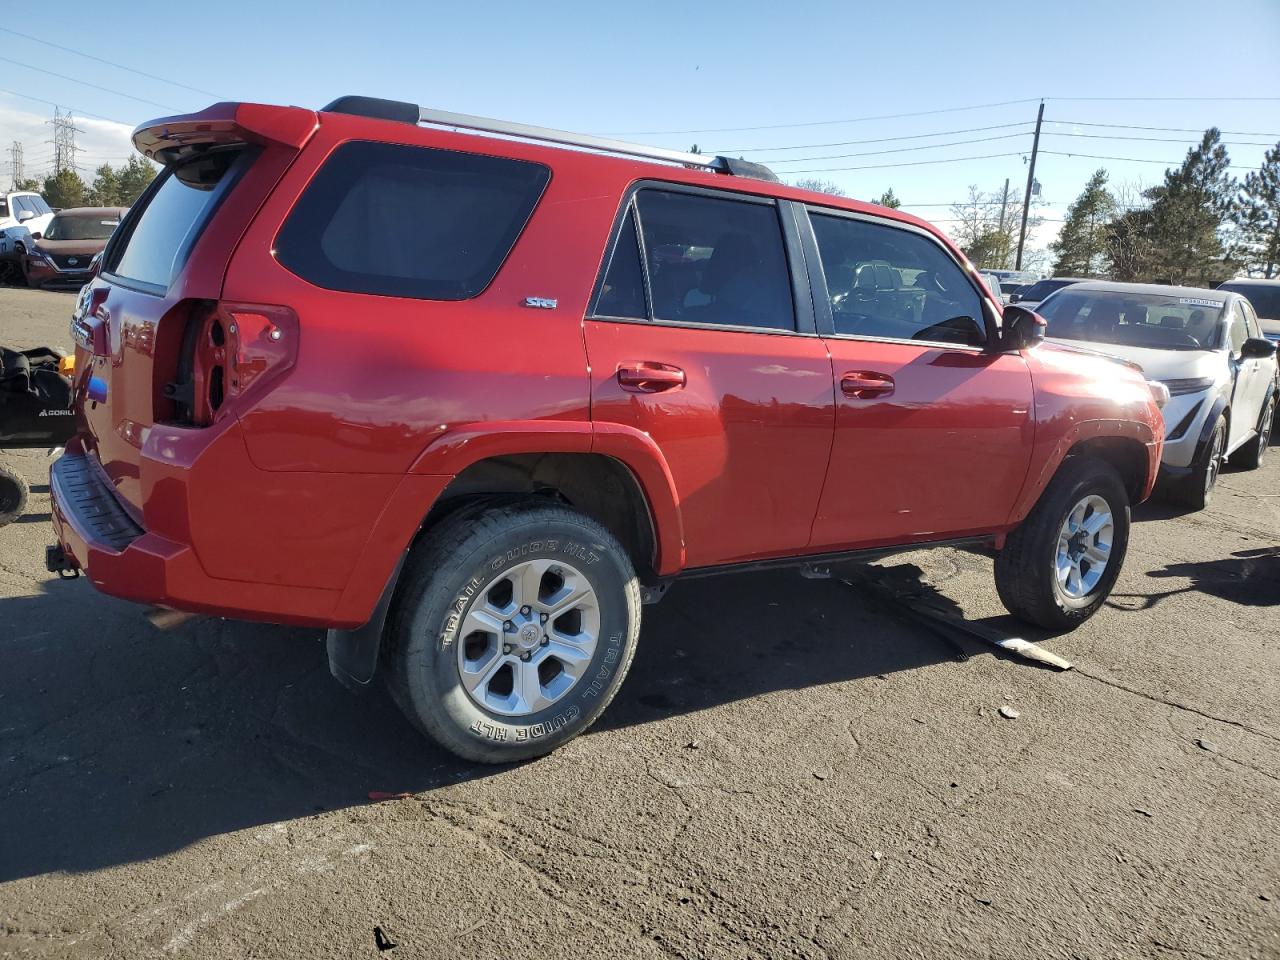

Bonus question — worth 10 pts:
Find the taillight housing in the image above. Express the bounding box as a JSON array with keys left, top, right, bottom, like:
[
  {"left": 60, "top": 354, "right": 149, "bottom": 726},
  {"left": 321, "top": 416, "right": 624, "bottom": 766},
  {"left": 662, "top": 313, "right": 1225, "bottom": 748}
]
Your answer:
[{"left": 165, "top": 300, "right": 298, "bottom": 426}]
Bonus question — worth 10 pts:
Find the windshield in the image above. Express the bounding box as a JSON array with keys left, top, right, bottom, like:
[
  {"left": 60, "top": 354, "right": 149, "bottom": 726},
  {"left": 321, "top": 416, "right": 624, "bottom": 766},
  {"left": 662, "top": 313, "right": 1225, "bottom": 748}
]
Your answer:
[
  {"left": 44, "top": 214, "right": 120, "bottom": 242},
  {"left": 1219, "top": 283, "right": 1280, "bottom": 321},
  {"left": 1021, "top": 278, "right": 1077, "bottom": 302},
  {"left": 1038, "top": 290, "right": 1224, "bottom": 350}
]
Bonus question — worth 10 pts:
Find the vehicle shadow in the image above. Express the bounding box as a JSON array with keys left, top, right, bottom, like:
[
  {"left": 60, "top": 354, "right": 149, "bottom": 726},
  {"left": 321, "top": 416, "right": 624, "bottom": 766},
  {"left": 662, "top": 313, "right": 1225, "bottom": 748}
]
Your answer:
[
  {"left": 1141, "top": 547, "right": 1280, "bottom": 608},
  {"left": 0, "top": 562, "right": 987, "bottom": 882}
]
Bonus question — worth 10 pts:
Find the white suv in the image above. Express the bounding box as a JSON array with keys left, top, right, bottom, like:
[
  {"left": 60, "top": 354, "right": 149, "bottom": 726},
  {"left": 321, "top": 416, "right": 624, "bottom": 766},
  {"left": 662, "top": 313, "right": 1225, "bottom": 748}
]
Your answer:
[{"left": 0, "top": 191, "right": 55, "bottom": 263}]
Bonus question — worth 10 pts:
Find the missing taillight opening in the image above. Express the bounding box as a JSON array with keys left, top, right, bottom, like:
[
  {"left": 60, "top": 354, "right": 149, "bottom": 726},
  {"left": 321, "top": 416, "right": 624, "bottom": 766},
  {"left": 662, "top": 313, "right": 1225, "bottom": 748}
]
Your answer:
[{"left": 160, "top": 300, "right": 298, "bottom": 427}]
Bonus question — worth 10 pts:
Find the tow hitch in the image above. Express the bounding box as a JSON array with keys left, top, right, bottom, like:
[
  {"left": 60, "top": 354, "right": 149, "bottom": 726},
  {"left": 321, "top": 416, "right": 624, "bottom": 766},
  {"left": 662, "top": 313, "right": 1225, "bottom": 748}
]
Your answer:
[{"left": 45, "top": 544, "right": 80, "bottom": 579}]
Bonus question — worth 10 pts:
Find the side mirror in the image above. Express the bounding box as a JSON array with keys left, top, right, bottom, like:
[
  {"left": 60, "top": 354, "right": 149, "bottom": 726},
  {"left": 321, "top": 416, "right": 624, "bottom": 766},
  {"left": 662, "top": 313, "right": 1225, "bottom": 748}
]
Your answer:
[
  {"left": 1241, "top": 337, "right": 1277, "bottom": 360},
  {"left": 16, "top": 209, "right": 34, "bottom": 223},
  {"left": 1001, "top": 304, "right": 1047, "bottom": 351},
  {"left": 29, "top": 232, "right": 41, "bottom": 241}
]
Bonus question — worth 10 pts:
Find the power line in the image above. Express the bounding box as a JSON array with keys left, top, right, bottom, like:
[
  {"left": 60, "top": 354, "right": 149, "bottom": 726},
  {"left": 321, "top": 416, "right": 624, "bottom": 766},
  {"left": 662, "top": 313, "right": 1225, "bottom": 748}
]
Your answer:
[
  {"left": 610, "top": 98, "right": 1045, "bottom": 136},
  {"left": 713, "top": 121, "right": 1033, "bottom": 155},
  {"left": 1040, "top": 150, "right": 1262, "bottom": 170},
  {"left": 766, "top": 132, "right": 1032, "bottom": 165},
  {"left": 789, "top": 151, "right": 1028, "bottom": 174},
  {"left": 0, "top": 85, "right": 133, "bottom": 125},
  {"left": 0, "top": 55, "right": 180, "bottom": 111},
  {"left": 1053, "top": 119, "right": 1280, "bottom": 138},
  {"left": 616, "top": 95, "right": 1280, "bottom": 137},
  {"left": 0, "top": 27, "right": 226, "bottom": 100},
  {"left": 1043, "top": 131, "right": 1275, "bottom": 147}
]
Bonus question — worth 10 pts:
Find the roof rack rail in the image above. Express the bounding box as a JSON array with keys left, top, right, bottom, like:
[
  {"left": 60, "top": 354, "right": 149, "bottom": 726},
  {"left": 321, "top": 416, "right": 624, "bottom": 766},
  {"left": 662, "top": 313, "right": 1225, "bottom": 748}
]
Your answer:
[{"left": 320, "top": 95, "right": 778, "bottom": 182}]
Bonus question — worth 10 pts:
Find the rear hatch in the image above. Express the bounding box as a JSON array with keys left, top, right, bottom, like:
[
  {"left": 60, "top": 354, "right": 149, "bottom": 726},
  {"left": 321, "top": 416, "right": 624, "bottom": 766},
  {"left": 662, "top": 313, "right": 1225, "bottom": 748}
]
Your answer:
[{"left": 73, "top": 103, "right": 315, "bottom": 517}]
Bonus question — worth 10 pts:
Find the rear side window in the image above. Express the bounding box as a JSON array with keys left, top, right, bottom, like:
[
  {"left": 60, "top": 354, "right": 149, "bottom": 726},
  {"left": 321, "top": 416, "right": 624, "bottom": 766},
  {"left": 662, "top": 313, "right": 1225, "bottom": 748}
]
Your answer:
[
  {"left": 104, "top": 149, "right": 247, "bottom": 292},
  {"left": 629, "top": 189, "right": 795, "bottom": 331},
  {"left": 276, "top": 142, "right": 550, "bottom": 301},
  {"left": 595, "top": 207, "right": 647, "bottom": 319}
]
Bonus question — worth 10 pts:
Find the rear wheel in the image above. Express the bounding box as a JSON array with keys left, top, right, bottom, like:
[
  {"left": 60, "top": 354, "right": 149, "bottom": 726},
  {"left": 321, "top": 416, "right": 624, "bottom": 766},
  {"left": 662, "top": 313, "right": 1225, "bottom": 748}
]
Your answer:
[
  {"left": 385, "top": 500, "right": 641, "bottom": 764},
  {"left": 1233, "top": 394, "right": 1274, "bottom": 470},
  {"left": 995, "top": 457, "right": 1130, "bottom": 630},
  {"left": 0, "top": 464, "right": 29, "bottom": 528},
  {"left": 1169, "top": 414, "right": 1226, "bottom": 510}
]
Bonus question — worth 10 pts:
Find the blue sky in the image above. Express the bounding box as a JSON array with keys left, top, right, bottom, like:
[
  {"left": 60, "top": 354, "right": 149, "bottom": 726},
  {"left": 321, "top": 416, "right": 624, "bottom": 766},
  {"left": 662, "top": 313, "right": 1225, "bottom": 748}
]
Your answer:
[{"left": 2, "top": 0, "right": 1278, "bottom": 262}]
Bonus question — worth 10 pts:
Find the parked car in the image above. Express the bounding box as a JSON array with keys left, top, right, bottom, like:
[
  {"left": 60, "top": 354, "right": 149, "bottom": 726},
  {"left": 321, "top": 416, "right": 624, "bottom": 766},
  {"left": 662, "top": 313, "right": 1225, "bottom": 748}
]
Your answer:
[
  {"left": 1216, "top": 278, "right": 1280, "bottom": 342},
  {"left": 1036, "top": 281, "right": 1277, "bottom": 509},
  {"left": 21, "top": 207, "right": 126, "bottom": 290},
  {"left": 48, "top": 96, "right": 1163, "bottom": 763},
  {"left": 988, "top": 269, "right": 1037, "bottom": 297},
  {"left": 1010, "top": 276, "right": 1086, "bottom": 309},
  {"left": 978, "top": 271, "right": 1004, "bottom": 303},
  {"left": 0, "top": 191, "right": 55, "bottom": 282}
]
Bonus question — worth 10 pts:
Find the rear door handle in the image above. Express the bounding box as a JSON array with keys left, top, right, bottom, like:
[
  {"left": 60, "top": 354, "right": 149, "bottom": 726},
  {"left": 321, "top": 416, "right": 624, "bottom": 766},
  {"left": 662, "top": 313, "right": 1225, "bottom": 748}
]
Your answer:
[
  {"left": 840, "top": 371, "right": 895, "bottom": 399},
  {"left": 617, "top": 362, "right": 686, "bottom": 393}
]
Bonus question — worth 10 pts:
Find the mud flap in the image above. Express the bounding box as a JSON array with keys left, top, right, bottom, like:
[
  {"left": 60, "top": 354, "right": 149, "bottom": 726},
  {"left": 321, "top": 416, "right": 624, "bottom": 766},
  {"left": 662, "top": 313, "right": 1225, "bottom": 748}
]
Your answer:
[{"left": 326, "top": 557, "right": 404, "bottom": 693}]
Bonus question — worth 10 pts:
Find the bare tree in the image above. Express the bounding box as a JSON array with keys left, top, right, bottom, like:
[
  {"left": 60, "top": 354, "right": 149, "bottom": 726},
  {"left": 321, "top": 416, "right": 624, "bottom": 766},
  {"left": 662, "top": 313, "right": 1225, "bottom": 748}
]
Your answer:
[{"left": 791, "top": 178, "right": 846, "bottom": 197}]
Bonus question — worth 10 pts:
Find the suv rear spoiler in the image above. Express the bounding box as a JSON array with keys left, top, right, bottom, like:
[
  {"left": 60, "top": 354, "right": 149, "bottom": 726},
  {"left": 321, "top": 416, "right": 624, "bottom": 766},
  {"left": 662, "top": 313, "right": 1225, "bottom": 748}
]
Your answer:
[
  {"left": 321, "top": 95, "right": 779, "bottom": 182},
  {"left": 133, "top": 102, "right": 319, "bottom": 165}
]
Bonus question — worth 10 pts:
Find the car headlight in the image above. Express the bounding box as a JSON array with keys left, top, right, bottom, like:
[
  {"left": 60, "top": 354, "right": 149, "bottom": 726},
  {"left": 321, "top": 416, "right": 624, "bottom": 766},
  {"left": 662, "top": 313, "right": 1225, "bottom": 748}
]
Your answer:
[
  {"left": 1159, "top": 376, "right": 1215, "bottom": 396},
  {"left": 1146, "top": 380, "right": 1171, "bottom": 409}
]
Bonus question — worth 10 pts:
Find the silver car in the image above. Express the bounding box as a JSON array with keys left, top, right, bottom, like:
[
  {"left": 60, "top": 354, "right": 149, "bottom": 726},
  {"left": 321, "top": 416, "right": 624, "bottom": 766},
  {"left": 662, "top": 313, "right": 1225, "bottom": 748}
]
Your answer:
[{"left": 1036, "top": 281, "right": 1279, "bottom": 509}]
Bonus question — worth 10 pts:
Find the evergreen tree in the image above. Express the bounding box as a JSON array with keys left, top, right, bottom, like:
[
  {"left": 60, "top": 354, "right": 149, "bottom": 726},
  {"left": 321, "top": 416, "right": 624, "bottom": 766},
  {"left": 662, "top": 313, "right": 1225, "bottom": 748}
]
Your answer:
[
  {"left": 88, "top": 164, "right": 122, "bottom": 207},
  {"left": 1050, "top": 168, "right": 1116, "bottom": 277},
  {"left": 117, "top": 156, "right": 158, "bottom": 205},
  {"left": 42, "top": 169, "right": 87, "bottom": 209},
  {"left": 873, "top": 188, "right": 901, "bottom": 209},
  {"left": 1142, "top": 128, "right": 1237, "bottom": 285},
  {"left": 1235, "top": 142, "right": 1280, "bottom": 278}
]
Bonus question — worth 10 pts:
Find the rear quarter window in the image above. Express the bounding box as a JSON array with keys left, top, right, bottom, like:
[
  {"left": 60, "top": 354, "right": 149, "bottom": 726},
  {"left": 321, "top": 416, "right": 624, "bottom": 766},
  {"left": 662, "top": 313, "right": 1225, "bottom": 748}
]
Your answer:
[{"left": 275, "top": 141, "right": 551, "bottom": 301}]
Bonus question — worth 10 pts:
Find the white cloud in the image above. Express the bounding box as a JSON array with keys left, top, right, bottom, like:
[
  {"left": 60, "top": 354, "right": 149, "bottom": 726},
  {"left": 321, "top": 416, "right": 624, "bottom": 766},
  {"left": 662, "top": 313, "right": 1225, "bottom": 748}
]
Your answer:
[{"left": 0, "top": 95, "right": 137, "bottom": 182}]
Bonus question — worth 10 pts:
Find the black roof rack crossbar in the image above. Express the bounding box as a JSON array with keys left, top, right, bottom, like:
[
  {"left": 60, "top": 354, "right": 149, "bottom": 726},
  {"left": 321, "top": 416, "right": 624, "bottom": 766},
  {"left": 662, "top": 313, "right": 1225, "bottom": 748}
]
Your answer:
[{"left": 320, "top": 95, "right": 778, "bottom": 182}]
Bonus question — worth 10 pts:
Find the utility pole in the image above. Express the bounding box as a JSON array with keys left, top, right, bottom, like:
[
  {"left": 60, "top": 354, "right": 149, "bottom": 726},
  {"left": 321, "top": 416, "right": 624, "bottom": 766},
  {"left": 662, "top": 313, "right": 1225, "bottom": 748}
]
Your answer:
[
  {"left": 1015, "top": 101, "right": 1044, "bottom": 271},
  {"left": 47, "top": 108, "right": 82, "bottom": 176},
  {"left": 8, "top": 141, "right": 22, "bottom": 188}
]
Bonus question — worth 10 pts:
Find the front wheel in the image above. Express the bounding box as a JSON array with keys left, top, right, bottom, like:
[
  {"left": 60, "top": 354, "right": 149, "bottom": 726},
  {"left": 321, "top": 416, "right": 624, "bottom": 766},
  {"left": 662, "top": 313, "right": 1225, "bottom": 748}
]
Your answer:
[
  {"left": 1234, "top": 394, "right": 1274, "bottom": 471},
  {"left": 0, "top": 464, "right": 29, "bottom": 527},
  {"left": 1168, "top": 414, "right": 1226, "bottom": 511},
  {"left": 385, "top": 500, "right": 641, "bottom": 764},
  {"left": 994, "top": 457, "right": 1130, "bottom": 630}
]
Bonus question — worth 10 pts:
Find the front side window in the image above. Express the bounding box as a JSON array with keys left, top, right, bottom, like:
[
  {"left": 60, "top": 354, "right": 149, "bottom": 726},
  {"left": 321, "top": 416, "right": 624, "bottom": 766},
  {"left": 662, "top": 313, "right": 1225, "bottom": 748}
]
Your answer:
[
  {"left": 276, "top": 141, "right": 550, "bottom": 301},
  {"left": 1230, "top": 302, "right": 1249, "bottom": 354},
  {"left": 631, "top": 189, "right": 795, "bottom": 331},
  {"left": 811, "top": 213, "right": 986, "bottom": 347}
]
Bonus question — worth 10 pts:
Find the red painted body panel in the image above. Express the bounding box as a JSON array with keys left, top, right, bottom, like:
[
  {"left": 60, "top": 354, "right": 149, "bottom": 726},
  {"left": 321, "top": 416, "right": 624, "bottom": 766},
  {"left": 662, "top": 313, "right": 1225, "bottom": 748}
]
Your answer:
[
  {"left": 584, "top": 320, "right": 834, "bottom": 568},
  {"left": 814, "top": 340, "right": 1035, "bottom": 548},
  {"left": 49, "top": 100, "right": 1164, "bottom": 629}
]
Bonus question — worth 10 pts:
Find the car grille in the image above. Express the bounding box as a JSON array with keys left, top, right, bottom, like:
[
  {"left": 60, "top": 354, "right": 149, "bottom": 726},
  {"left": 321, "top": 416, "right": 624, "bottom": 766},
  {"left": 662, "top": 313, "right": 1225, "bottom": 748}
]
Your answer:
[{"left": 49, "top": 253, "right": 92, "bottom": 271}]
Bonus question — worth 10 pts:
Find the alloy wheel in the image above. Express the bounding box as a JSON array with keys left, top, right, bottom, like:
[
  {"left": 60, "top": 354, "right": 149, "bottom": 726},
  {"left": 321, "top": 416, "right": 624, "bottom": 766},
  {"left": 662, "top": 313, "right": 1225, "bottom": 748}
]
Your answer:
[
  {"left": 455, "top": 558, "right": 600, "bottom": 717},
  {"left": 1055, "top": 494, "right": 1115, "bottom": 599}
]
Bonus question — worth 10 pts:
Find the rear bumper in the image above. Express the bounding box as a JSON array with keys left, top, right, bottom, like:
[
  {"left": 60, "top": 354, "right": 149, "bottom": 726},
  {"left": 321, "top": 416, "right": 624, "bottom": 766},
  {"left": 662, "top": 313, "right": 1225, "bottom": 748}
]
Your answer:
[{"left": 50, "top": 449, "right": 343, "bottom": 626}]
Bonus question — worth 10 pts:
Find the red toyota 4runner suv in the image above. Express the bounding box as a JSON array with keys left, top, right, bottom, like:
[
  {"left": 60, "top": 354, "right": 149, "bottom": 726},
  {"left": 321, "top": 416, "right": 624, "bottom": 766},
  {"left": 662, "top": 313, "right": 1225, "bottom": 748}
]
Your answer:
[{"left": 49, "top": 97, "right": 1163, "bottom": 762}]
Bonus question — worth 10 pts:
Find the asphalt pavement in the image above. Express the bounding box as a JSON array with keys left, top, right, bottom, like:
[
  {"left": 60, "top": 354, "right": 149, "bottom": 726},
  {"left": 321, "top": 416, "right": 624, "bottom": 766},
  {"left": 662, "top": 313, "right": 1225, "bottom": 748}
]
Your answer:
[{"left": 1, "top": 285, "right": 1277, "bottom": 959}]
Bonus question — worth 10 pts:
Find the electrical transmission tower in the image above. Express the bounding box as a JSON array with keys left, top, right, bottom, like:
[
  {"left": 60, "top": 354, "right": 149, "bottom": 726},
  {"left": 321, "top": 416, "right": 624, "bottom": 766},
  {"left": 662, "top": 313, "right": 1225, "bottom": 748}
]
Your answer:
[
  {"left": 47, "top": 108, "right": 83, "bottom": 175},
  {"left": 8, "top": 141, "right": 22, "bottom": 188}
]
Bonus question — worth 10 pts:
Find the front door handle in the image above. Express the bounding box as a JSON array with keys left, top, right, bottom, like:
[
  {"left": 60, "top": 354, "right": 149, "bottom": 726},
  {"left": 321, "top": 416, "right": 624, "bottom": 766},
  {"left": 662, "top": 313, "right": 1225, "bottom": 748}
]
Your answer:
[
  {"left": 841, "top": 371, "right": 895, "bottom": 399},
  {"left": 618, "top": 362, "right": 686, "bottom": 393}
]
